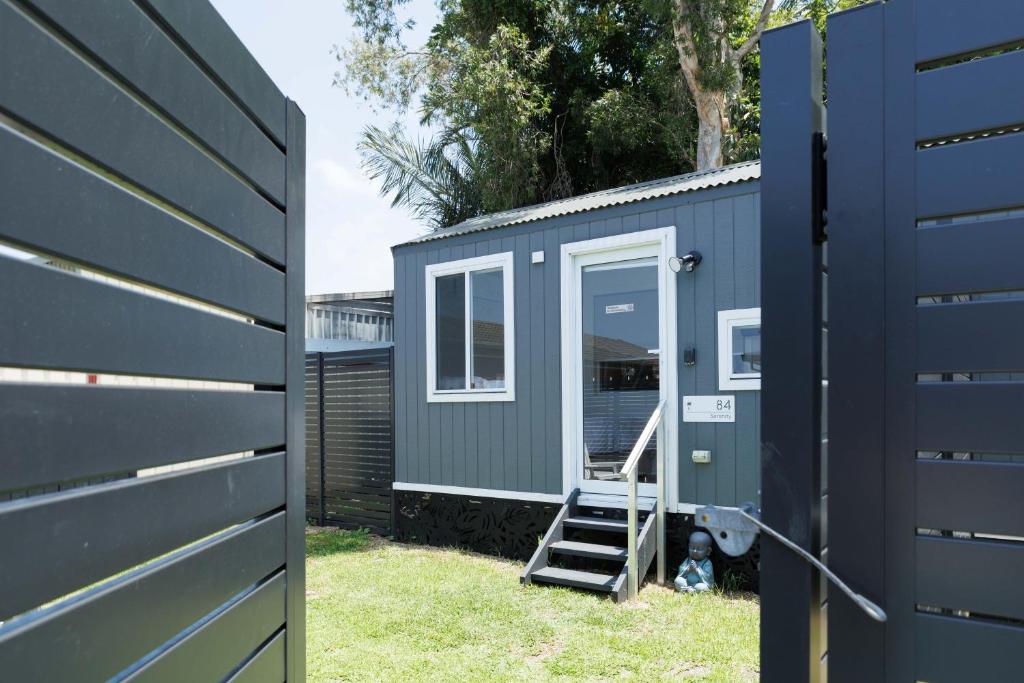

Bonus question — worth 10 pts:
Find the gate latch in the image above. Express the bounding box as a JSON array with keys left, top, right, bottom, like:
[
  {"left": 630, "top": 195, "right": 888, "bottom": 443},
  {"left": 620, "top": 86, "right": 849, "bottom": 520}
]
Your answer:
[{"left": 696, "top": 502, "right": 887, "bottom": 623}]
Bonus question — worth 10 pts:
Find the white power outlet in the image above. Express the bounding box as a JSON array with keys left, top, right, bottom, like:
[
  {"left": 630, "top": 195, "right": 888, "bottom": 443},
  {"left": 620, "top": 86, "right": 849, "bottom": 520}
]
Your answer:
[{"left": 691, "top": 449, "right": 711, "bottom": 464}]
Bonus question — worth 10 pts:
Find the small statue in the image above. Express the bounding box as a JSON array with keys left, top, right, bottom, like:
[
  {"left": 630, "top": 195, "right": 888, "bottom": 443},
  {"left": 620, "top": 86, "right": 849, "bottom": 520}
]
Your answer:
[{"left": 674, "top": 530, "right": 715, "bottom": 593}]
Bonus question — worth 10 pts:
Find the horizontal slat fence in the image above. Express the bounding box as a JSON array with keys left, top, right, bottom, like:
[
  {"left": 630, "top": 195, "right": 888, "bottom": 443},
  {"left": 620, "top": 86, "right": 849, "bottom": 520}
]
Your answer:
[
  {"left": 823, "top": 2, "right": 1024, "bottom": 681},
  {"left": 0, "top": 0, "right": 304, "bottom": 679},
  {"left": 306, "top": 349, "right": 395, "bottom": 534}
]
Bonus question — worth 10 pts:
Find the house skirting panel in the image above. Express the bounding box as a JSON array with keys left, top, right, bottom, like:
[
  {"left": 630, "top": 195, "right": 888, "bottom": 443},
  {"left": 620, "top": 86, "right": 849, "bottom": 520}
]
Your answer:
[
  {"left": 393, "top": 489, "right": 760, "bottom": 590},
  {"left": 393, "top": 489, "right": 560, "bottom": 561}
]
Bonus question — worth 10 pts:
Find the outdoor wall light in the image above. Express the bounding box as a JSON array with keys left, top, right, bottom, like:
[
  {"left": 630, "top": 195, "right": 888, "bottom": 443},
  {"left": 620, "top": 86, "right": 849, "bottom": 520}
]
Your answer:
[{"left": 669, "top": 250, "right": 702, "bottom": 273}]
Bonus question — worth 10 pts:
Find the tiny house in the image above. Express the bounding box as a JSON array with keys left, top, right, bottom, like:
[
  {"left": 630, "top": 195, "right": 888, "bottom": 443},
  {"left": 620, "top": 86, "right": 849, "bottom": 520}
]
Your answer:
[{"left": 390, "top": 161, "right": 763, "bottom": 594}]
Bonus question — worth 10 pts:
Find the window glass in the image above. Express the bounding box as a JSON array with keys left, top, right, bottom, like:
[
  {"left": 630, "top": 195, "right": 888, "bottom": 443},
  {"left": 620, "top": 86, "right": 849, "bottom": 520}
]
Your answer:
[
  {"left": 435, "top": 273, "right": 465, "bottom": 390},
  {"left": 470, "top": 268, "right": 505, "bottom": 389},
  {"left": 581, "top": 258, "right": 659, "bottom": 484},
  {"left": 731, "top": 324, "right": 761, "bottom": 375}
]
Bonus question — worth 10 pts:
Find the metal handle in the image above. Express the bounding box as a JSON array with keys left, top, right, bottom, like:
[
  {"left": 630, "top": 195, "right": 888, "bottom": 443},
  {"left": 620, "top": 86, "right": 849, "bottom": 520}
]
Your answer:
[{"left": 738, "top": 509, "right": 887, "bottom": 623}]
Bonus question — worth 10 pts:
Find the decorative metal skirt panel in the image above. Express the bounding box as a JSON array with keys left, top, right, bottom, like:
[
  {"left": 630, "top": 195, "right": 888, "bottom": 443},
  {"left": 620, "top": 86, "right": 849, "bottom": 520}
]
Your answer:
[{"left": 393, "top": 490, "right": 560, "bottom": 561}]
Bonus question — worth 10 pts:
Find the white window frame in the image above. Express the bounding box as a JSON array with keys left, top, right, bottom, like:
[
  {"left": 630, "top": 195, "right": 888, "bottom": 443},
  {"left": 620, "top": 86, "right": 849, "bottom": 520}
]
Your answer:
[
  {"left": 717, "top": 307, "right": 761, "bottom": 391},
  {"left": 425, "top": 252, "right": 515, "bottom": 402}
]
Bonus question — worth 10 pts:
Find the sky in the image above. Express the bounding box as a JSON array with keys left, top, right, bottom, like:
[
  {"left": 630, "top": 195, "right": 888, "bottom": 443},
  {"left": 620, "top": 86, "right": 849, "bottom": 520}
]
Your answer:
[{"left": 209, "top": 0, "right": 439, "bottom": 296}]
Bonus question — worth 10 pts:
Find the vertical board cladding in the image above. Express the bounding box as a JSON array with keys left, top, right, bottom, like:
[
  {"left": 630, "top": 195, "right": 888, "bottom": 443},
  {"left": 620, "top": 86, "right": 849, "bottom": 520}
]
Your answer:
[{"left": 393, "top": 181, "right": 761, "bottom": 507}]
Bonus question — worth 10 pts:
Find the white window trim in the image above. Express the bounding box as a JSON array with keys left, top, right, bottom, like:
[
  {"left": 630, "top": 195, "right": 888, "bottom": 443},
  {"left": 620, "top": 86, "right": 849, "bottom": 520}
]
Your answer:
[
  {"left": 717, "top": 307, "right": 761, "bottom": 391},
  {"left": 425, "top": 252, "right": 515, "bottom": 403}
]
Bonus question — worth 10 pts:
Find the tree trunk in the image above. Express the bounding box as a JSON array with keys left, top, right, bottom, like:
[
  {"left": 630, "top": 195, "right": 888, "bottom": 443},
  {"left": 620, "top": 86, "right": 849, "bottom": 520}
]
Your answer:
[
  {"left": 672, "top": 0, "right": 774, "bottom": 172},
  {"left": 693, "top": 89, "right": 728, "bottom": 171}
]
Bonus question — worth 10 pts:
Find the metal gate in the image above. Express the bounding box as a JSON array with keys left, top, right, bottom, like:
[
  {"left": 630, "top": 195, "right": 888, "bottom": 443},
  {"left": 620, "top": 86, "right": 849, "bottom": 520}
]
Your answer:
[
  {"left": 762, "top": 2, "right": 1024, "bottom": 681},
  {"left": 0, "top": 0, "right": 305, "bottom": 679},
  {"left": 306, "top": 349, "right": 395, "bottom": 534}
]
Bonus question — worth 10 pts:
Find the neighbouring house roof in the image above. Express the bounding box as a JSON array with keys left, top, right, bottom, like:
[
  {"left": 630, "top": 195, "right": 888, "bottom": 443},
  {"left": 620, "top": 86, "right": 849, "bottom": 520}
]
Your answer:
[
  {"left": 396, "top": 159, "right": 761, "bottom": 247},
  {"left": 306, "top": 290, "right": 393, "bottom": 304}
]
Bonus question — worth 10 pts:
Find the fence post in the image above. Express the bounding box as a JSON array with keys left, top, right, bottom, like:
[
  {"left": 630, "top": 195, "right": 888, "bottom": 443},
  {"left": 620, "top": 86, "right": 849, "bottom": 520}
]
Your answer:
[
  {"left": 318, "top": 351, "right": 327, "bottom": 527},
  {"left": 825, "top": 5, "right": 886, "bottom": 681},
  {"left": 760, "top": 20, "right": 826, "bottom": 683},
  {"left": 388, "top": 347, "right": 397, "bottom": 536},
  {"left": 284, "top": 97, "right": 307, "bottom": 683}
]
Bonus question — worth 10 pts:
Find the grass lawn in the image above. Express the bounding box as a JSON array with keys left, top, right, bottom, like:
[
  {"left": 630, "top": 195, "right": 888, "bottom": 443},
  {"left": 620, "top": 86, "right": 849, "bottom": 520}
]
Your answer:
[{"left": 306, "top": 528, "right": 759, "bottom": 682}]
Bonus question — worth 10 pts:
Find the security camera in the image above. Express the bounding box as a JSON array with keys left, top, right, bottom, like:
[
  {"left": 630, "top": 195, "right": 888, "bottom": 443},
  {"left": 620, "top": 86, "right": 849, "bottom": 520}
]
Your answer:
[{"left": 669, "top": 251, "right": 703, "bottom": 273}]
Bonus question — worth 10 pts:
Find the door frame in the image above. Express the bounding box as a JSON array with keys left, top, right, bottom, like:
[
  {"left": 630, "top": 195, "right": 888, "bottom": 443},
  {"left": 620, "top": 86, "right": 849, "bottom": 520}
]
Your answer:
[{"left": 559, "top": 227, "right": 678, "bottom": 507}]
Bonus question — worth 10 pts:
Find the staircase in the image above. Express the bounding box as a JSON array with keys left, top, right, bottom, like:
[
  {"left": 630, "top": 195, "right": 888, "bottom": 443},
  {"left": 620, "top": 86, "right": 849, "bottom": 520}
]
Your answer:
[{"left": 521, "top": 490, "right": 659, "bottom": 602}]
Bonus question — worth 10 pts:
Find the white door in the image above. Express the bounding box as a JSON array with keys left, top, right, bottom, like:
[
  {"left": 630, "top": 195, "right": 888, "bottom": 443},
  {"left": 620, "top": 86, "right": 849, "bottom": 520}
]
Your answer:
[{"left": 560, "top": 229, "right": 677, "bottom": 500}]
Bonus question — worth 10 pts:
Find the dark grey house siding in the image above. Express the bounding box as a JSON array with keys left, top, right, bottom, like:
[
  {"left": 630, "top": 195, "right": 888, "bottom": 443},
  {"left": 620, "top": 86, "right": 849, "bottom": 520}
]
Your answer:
[{"left": 393, "top": 180, "right": 761, "bottom": 507}]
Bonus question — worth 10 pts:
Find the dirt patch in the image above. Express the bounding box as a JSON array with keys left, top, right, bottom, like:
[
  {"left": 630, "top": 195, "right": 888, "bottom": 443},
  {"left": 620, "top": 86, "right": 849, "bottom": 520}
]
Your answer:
[
  {"left": 668, "top": 662, "right": 712, "bottom": 678},
  {"left": 526, "top": 641, "right": 564, "bottom": 664}
]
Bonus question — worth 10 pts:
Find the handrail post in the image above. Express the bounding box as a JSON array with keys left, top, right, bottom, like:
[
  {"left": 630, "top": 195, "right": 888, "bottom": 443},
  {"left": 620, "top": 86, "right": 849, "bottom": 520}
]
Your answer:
[
  {"left": 656, "top": 419, "right": 666, "bottom": 584},
  {"left": 627, "top": 466, "right": 638, "bottom": 600}
]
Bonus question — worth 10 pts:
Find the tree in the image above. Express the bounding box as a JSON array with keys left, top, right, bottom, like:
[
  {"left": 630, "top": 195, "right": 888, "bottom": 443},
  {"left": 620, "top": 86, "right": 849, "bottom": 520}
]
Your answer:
[
  {"left": 670, "top": 0, "right": 774, "bottom": 170},
  {"left": 335, "top": 0, "right": 868, "bottom": 228}
]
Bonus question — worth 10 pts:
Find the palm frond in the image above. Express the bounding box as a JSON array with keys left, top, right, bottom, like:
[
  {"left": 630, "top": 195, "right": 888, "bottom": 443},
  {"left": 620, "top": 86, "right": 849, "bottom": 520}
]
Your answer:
[{"left": 358, "top": 124, "right": 483, "bottom": 230}]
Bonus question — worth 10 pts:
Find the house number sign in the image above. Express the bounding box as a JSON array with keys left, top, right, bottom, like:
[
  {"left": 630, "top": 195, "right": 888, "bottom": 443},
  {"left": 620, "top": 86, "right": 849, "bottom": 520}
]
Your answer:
[{"left": 683, "top": 395, "right": 736, "bottom": 423}]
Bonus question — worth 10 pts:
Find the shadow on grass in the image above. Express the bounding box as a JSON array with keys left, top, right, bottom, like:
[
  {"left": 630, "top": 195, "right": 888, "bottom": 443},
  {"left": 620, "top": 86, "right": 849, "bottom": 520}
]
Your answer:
[{"left": 306, "top": 527, "right": 374, "bottom": 557}]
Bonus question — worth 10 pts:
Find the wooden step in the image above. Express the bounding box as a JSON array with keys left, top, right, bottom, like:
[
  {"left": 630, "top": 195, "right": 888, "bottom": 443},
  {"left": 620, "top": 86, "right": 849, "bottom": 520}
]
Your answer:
[
  {"left": 530, "top": 567, "right": 618, "bottom": 592},
  {"left": 549, "top": 540, "right": 627, "bottom": 561},
  {"left": 563, "top": 516, "right": 629, "bottom": 533}
]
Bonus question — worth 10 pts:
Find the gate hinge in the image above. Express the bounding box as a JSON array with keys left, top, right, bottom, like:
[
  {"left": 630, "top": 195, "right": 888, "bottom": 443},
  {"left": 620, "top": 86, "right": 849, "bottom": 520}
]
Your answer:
[{"left": 812, "top": 132, "right": 828, "bottom": 244}]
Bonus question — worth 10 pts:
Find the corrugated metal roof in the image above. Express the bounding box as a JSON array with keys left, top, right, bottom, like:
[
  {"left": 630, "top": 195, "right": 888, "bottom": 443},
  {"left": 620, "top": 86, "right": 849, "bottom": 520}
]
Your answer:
[{"left": 396, "top": 159, "right": 760, "bottom": 246}]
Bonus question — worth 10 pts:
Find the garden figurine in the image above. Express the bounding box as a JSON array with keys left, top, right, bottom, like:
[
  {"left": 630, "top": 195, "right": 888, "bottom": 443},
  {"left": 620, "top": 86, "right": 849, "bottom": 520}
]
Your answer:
[{"left": 674, "top": 530, "right": 715, "bottom": 593}]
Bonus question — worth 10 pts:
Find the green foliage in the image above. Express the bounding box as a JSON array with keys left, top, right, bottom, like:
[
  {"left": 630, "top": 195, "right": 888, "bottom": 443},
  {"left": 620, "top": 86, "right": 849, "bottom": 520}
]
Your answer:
[
  {"left": 426, "top": 24, "right": 553, "bottom": 211},
  {"left": 306, "top": 528, "right": 373, "bottom": 557},
  {"left": 338, "top": 0, "right": 869, "bottom": 228},
  {"left": 358, "top": 124, "right": 483, "bottom": 230}
]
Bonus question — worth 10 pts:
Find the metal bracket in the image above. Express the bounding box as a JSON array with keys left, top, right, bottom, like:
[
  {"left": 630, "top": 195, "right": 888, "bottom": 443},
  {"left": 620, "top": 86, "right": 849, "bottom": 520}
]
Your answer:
[{"left": 696, "top": 502, "right": 887, "bottom": 623}]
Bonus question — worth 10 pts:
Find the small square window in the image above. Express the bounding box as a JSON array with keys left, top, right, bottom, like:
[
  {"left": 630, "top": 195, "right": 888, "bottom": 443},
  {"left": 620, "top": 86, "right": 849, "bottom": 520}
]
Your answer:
[
  {"left": 718, "top": 308, "right": 761, "bottom": 390},
  {"left": 426, "top": 253, "right": 515, "bottom": 402}
]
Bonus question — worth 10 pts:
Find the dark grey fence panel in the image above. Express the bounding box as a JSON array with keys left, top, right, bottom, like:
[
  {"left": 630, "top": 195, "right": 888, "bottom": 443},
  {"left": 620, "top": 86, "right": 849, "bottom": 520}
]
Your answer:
[
  {"left": 0, "top": 127, "right": 285, "bottom": 324},
  {"left": 913, "top": 0, "right": 1024, "bottom": 64},
  {"left": 140, "top": 0, "right": 288, "bottom": 146},
  {"left": 1, "top": 384, "right": 284, "bottom": 493},
  {"left": 0, "top": 0, "right": 304, "bottom": 679},
  {"left": 916, "top": 459, "right": 1024, "bottom": 539},
  {"left": 20, "top": 0, "right": 286, "bottom": 204},
  {"left": 227, "top": 631, "right": 286, "bottom": 683},
  {"left": 0, "top": 453, "right": 285, "bottom": 621},
  {"left": 917, "top": 216, "right": 1024, "bottom": 297},
  {"left": 0, "top": 256, "right": 284, "bottom": 383},
  {"left": 306, "top": 349, "right": 395, "bottom": 534},
  {"left": 916, "top": 49, "right": 1024, "bottom": 144},
  {"left": 0, "top": 514, "right": 285, "bottom": 681},
  {"left": 124, "top": 572, "right": 286, "bottom": 682},
  {"left": 0, "top": 1, "right": 285, "bottom": 264},
  {"left": 762, "top": 2, "right": 1024, "bottom": 680},
  {"left": 306, "top": 353, "right": 324, "bottom": 523},
  {"left": 915, "top": 613, "right": 1024, "bottom": 683},
  {"left": 916, "top": 536, "right": 1024, "bottom": 622}
]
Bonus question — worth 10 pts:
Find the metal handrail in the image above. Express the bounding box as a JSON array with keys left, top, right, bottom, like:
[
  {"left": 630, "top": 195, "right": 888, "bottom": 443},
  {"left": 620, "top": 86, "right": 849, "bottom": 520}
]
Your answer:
[{"left": 618, "top": 399, "right": 667, "bottom": 600}]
